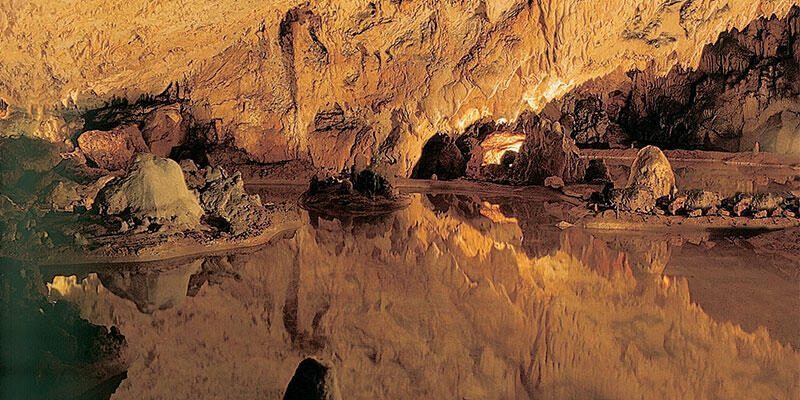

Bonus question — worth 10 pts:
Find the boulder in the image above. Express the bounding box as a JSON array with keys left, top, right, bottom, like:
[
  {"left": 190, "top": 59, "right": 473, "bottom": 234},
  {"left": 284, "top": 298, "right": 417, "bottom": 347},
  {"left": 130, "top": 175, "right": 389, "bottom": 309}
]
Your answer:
[
  {"left": 199, "top": 169, "right": 268, "bottom": 236},
  {"left": 732, "top": 195, "right": 753, "bottom": 217},
  {"left": 283, "top": 358, "right": 341, "bottom": 400},
  {"left": 141, "top": 105, "right": 187, "bottom": 158},
  {"left": 667, "top": 195, "right": 687, "bottom": 215},
  {"left": 609, "top": 186, "right": 656, "bottom": 213},
  {"left": 96, "top": 154, "right": 203, "bottom": 229},
  {"left": 544, "top": 176, "right": 565, "bottom": 189},
  {"left": 684, "top": 190, "right": 722, "bottom": 211},
  {"left": 626, "top": 146, "right": 675, "bottom": 198},
  {"left": 751, "top": 192, "right": 786, "bottom": 212},
  {"left": 77, "top": 125, "right": 149, "bottom": 170}
]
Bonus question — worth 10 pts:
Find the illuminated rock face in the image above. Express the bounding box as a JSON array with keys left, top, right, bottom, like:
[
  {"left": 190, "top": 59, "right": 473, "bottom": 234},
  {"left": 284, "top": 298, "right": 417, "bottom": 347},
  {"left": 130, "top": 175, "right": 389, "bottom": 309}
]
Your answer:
[
  {"left": 48, "top": 196, "right": 799, "bottom": 399},
  {"left": 0, "top": 1, "right": 797, "bottom": 174}
]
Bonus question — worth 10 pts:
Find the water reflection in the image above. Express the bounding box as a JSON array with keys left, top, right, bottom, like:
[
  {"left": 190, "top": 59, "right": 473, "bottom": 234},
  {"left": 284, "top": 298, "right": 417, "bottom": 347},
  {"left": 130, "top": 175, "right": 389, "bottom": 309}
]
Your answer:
[{"left": 43, "top": 194, "right": 799, "bottom": 399}]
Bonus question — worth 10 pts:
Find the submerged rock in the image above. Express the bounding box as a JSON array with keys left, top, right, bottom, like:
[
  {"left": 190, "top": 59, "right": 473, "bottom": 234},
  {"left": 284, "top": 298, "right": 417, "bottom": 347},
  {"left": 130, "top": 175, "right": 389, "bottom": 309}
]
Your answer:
[
  {"left": 626, "top": 146, "right": 676, "bottom": 198},
  {"left": 301, "top": 168, "right": 408, "bottom": 216},
  {"left": 77, "top": 125, "right": 149, "bottom": 170},
  {"left": 283, "top": 358, "right": 341, "bottom": 400},
  {"left": 96, "top": 154, "right": 203, "bottom": 229}
]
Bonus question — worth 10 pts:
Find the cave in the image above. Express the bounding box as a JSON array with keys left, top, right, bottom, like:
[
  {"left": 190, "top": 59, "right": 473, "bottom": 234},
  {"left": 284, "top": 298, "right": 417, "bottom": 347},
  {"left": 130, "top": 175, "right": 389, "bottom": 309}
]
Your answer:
[{"left": 1, "top": 2, "right": 799, "bottom": 399}]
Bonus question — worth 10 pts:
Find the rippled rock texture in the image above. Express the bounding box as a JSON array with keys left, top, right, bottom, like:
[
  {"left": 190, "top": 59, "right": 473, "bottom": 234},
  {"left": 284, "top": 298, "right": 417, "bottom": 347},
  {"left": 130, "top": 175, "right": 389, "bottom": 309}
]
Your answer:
[{"left": 0, "top": 1, "right": 797, "bottom": 175}]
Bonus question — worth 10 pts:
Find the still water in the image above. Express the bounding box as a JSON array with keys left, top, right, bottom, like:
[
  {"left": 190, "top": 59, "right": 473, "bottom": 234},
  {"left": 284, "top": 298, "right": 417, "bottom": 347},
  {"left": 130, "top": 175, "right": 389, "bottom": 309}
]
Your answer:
[{"left": 29, "top": 192, "right": 800, "bottom": 398}]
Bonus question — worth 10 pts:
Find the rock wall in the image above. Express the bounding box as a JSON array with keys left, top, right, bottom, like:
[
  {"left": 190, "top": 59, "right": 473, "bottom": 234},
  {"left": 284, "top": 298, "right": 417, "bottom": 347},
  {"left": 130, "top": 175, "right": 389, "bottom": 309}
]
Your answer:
[
  {"left": 0, "top": 1, "right": 797, "bottom": 175},
  {"left": 556, "top": 6, "right": 800, "bottom": 154}
]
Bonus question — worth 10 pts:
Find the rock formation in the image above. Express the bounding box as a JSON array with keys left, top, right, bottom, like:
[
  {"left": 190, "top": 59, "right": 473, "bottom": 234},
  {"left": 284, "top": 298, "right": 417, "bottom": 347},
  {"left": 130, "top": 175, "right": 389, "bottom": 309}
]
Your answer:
[
  {"left": 96, "top": 154, "right": 204, "bottom": 229},
  {"left": 1, "top": 2, "right": 797, "bottom": 175},
  {"left": 181, "top": 160, "right": 271, "bottom": 235},
  {"left": 555, "top": 7, "right": 800, "bottom": 154},
  {"left": 77, "top": 125, "right": 149, "bottom": 171},
  {"left": 626, "top": 145, "right": 676, "bottom": 198},
  {"left": 141, "top": 104, "right": 188, "bottom": 158},
  {"left": 283, "top": 358, "right": 341, "bottom": 400}
]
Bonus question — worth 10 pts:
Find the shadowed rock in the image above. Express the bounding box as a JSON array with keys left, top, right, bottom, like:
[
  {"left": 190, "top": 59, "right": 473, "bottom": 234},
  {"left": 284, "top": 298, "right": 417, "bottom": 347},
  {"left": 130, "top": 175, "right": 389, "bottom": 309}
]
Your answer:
[
  {"left": 141, "top": 104, "right": 187, "bottom": 158},
  {"left": 283, "top": 358, "right": 341, "bottom": 400},
  {"left": 412, "top": 133, "right": 467, "bottom": 180}
]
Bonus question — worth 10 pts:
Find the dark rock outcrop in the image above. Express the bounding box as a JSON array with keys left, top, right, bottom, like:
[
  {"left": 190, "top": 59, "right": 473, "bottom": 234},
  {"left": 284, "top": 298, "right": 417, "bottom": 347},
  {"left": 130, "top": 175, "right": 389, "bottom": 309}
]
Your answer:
[
  {"left": 550, "top": 7, "right": 800, "bottom": 154},
  {"left": 180, "top": 160, "right": 271, "bottom": 236},
  {"left": 511, "top": 114, "right": 584, "bottom": 185},
  {"left": 141, "top": 104, "right": 188, "bottom": 158},
  {"left": 283, "top": 358, "right": 340, "bottom": 400},
  {"left": 1, "top": 260, "right": 129, "bottom": 399}
]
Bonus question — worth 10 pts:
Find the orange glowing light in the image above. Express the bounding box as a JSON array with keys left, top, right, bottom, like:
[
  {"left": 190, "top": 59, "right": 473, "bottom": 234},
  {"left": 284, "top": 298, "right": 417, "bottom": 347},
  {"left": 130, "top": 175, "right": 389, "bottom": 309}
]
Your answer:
[{"left": 480, "top": 131, "right": 526, "bottom": 165}]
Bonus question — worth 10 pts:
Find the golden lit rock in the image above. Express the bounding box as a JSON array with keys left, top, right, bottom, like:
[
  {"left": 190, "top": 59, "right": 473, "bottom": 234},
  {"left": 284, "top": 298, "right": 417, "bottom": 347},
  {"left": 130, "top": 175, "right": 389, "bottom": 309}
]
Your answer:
[{"left": 1, "top": 1, "right": 796, "bottom": 173}]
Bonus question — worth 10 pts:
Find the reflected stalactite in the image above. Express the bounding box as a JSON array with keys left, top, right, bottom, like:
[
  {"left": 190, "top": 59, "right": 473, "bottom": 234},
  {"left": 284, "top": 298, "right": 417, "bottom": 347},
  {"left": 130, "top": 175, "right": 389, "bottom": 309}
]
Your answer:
[{"left": 45, "top": 195, "right": 799, "bottom": 399}]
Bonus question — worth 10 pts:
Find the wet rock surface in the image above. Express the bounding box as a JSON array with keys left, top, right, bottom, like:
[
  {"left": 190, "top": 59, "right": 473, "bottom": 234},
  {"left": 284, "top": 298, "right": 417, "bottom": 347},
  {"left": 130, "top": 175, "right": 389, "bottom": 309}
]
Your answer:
[
  {"left": 301, "top": 168, "right": 409, "bottom": 217},
  {"left": 283, "top": 358, "right": 341, "bottom": 400}
]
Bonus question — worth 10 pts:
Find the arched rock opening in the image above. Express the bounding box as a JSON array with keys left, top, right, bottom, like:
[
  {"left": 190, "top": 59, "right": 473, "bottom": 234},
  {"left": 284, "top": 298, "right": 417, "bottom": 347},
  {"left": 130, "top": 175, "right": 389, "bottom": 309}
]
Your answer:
[{"left": 410, "top": 132, "right": 467, "bottom": 180}]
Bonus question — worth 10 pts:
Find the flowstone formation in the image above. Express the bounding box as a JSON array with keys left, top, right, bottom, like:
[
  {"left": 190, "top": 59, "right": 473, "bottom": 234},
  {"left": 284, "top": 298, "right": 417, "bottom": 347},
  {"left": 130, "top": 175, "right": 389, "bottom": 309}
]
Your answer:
[
  {"left": 96, "top": 154, "right": 204, "bottom": 229},
  {"left": 1, "top": 1, "right": 797, "bottom": 175}
]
